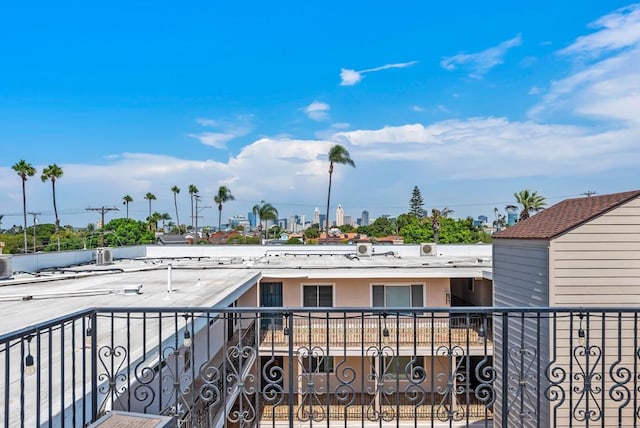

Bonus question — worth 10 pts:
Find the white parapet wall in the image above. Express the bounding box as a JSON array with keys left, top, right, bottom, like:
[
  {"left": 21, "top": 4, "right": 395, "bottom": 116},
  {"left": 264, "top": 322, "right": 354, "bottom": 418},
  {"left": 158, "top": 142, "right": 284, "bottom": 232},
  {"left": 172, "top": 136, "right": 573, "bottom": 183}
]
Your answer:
[
  {"left": 9, "top": 246, "right": 147, "bottom": 274},
  {"left": 145, "top": 243, "right": 492, "bottom": 259}
]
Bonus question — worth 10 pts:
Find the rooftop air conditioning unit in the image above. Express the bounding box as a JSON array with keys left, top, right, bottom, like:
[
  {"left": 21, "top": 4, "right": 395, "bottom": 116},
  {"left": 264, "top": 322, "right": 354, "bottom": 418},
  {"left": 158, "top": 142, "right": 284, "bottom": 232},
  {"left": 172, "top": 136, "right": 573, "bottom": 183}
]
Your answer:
[
  {"left": 356, "top": 243, "right": 373, "bottom": 257},
  {"left": 0, "top": 255, "right": 12, "bottom": 280},
  {"left": 96, "top": 247, "right": 113, "bottom": 265},
  {"left": 420, "top": 243, "right": 436, "bottom": 256}
]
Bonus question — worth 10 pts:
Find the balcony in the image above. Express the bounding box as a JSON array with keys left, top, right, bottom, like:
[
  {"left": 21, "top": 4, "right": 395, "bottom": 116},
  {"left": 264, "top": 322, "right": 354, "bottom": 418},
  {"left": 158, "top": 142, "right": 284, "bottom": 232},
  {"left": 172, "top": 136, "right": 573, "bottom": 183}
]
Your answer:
[{"left": 2, "top": 307, "right": 640, "bottom": 427}]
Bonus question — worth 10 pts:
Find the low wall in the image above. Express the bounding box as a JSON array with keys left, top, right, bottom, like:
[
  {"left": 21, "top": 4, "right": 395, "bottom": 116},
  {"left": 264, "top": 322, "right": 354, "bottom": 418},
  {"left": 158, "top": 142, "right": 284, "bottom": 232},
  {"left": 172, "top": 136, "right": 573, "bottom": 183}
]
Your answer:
[{"left": 9, "top": 246, "right": 147, "bottom": 273}]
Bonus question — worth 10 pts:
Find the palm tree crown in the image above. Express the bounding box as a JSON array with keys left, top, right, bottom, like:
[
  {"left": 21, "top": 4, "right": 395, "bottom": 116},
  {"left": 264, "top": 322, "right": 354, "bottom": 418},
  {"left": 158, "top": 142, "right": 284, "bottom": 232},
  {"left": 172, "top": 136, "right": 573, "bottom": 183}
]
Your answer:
[
  {"left": 12, "top": 160, "right": 36, "bottom": 254},
  {"left": 252, "top": 200, "right": 278, "bottom": 243},
  {"left": 325, "top": 144, "right": 355, "bottom": 240},
  {"left": 41, "top": 164, "right": 64, "bottom": 251},
  {"left": 122, "top": 195, "right": 133, "bottom": 219},
  {"left": 144, "top": 192, "right": 156, "bottom": 218},
  {"left": 171, "top": 186, "right": 181, "bottom": 233},
  {"left": 513, "top": 189, "right": 546, "bottom": 221},
  {"left": 214, "top": 186, "right": 234, "bottom": 233}
]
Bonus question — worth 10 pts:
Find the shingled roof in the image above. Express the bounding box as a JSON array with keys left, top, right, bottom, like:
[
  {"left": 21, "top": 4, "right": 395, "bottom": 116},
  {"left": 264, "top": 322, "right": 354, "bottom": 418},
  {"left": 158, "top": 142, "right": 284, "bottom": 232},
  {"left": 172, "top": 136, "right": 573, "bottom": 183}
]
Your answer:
[{"left": 494, "top": 190, "right": 640, "bottom": 240}]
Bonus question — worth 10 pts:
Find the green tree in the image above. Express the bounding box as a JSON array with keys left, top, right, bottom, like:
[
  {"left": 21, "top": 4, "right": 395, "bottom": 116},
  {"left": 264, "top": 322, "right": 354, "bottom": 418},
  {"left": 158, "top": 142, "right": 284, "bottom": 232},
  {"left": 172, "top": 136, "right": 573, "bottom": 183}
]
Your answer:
[
  {"left": 144, "top": 192, "right": 156, "bottom": 218},
  {"left": 103, "top": 218, "right": 155, "bottom": 246},
  {"left": 304, "top": 224, "right": 321, "bottom": 240},
  {"left": 122, "top": 195, "right": 133, "bottom": 219},
  {"left": 358, "top": 217, "right": 396, "bottom": 238},
  {"left": 188, "top": 184, "right": 199, "bottom": 230},
  {"left": 41, "top": 164, "right": 64, "bottom": 251},
  {"left": 324, "top": 144, "right": 355, "bottom": 240},
  {"left": 214, "top": 186, "right": 234, "bottom": 233},
  {"left": 409, "top": 186, "right": 425, "bottom": 218},
  {"left": 511, "top": 190, "right": 547, "bottom": 221},
  {"left": 252, "top": 200, "right": 278, "bottom": 243},
  {"left": 12, "top": 160, "right": 36, "bottom": 253},
  {"left": 171, "top": 186, "right": 180, "bottom": 231}
]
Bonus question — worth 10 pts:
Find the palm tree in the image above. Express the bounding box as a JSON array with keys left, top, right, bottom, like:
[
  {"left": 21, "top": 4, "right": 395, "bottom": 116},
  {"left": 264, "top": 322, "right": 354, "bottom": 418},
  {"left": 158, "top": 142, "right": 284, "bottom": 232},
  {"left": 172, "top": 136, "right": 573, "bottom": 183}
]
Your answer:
[
  {"left": 144, "top": 192, "right": 156, "bottom": 218},
  {"left": 214, "top": 186, "right": 234, "bottom": 233},
  {"left": 252, "top": 200, "right": 278, "bottom": 243},
  {"left": 325, "top": 145, "right": 355, "bottom": 241},
  {"left": 188, "top": 184, "right": 199, "bottom": 230},
  {"left": 122, "top": 195, "right": 133, "bottom": 219},
  {"left": 431, "top": 209, "right": 441, "bottom": 244},
  {"left": 147, "top": 211, "right": 162, "bottom": 231},
  {"left": 160, "top": 212, "right": 171, "bottom": 230},
  {"left": 430, "top": 207, "right": 453, "bottom": 244},
  {"left": 40, "top": 164, "right": 63, "bottom": 251},
  {"left": 171, "top": 186, "right": 181, "bottom": 233},
  {"left": 512, "top": 189, "right": 547, "bottom": 221},
  {"left": 12, "top": 160, "right": 36, "bottom": 253}
]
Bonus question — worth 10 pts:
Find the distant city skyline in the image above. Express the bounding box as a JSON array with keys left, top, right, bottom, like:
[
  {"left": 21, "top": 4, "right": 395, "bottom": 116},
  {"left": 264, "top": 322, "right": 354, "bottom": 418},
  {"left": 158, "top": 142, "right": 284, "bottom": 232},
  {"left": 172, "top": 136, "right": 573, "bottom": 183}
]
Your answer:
[{"left": 1, "top": 2, "right": 639, "bottom": 227}]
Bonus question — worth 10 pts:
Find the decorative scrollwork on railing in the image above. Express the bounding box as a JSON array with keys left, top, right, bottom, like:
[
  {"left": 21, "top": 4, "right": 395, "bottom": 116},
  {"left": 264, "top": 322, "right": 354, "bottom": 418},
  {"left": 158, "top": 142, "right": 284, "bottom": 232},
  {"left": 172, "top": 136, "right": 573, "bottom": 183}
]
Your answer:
[
  {"left": 434, "top": 345, "right": 466, "bottom": 422},
  {"left": 97, "top": 345, "right": 128, "bottom": 414},
  {"left": 572, "top": 344, "right": 602, "bottom": 422},
  {"left": 504, "top": 343, "right": 538, "bottom": 423},
  {"left": 296, "top": 346, "right": 329, "bottom": 422},
  {"left": 475, "top": 353, "right": 496, "bottom": 409},
  {"left": 196, "top": 358, "right": 221, "bottom": 409},
  {"left": 364, "top": 345, "right": 396, "bottom": 422},
  {"left": 609, "top": 354, "right": 632, "bottom": 416},
  {"left": 544, "top": 361, "right": 566, "bottom": 415},
  {"left": 133, "top": 356, "right": 158, "bottom": 412},
  {"left": 334, "top": 357, "right": 357, "bottom": 412},
  {"left": 261, "top": 354, "right": 285, "bottom": 406},
  {"left": 158, "top": 346, "right": 193, "bottom": 420},
  {"left": 225, "top": 344, "right": 257, "bottom": 424}
]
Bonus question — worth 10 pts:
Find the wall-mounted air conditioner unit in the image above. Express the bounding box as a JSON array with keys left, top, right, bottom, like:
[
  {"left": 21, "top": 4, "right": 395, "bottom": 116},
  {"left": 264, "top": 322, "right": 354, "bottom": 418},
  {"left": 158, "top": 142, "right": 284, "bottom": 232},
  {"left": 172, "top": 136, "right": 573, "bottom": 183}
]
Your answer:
[
  {"left": 0, "top": 256, "right": 12, "bottom": 280},
  {"left": 356, "top": 243, "right": 373, "bottom": 257},
  {"left": 96, "top": 247, "right": 113, "bottom": 265},
  {"left": 420, "top": 243, "right": 437, "bottom": 256}
]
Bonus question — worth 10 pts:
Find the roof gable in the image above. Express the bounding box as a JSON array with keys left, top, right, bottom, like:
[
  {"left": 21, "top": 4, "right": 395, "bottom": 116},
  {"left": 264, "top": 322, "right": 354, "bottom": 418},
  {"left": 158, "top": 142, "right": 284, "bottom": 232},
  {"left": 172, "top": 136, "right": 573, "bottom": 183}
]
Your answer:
[{"left": 494, "top": 190, "right": 640, "bottom": 240}]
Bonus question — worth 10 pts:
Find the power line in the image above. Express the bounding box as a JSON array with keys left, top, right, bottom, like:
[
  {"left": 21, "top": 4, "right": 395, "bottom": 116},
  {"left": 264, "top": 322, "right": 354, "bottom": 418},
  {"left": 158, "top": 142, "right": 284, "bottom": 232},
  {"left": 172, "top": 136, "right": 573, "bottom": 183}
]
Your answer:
[{"left": 86, "top": 206, "right": 119, "bottom": 247}]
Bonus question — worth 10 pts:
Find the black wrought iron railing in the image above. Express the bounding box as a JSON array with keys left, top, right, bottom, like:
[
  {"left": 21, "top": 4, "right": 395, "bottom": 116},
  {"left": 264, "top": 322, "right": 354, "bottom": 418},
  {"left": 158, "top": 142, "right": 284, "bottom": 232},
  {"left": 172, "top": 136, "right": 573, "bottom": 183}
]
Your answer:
[{"left": 3, "top": 307, "right": 640, "bottom": 427}]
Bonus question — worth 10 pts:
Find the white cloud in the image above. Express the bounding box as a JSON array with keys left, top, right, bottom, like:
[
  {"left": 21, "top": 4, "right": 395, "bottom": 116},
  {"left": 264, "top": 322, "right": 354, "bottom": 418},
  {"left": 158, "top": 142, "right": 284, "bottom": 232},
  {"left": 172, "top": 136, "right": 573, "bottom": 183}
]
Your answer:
[
  {"left": 559, "top": 4, "right": 640, "bottom": 57},
  {"left": 441, "top": 34, "right": 522, "bottom": 78},
  {"left": 411, "top": 105, "right": 425, "bottom": 112},
  {"left": 528, "top": 86, "right": 542, "bottom": 95},
  {"left": 187, "top": 132, "right": 236, "bottom": 149},
  {"left": 303, "top": 101, "right": 330, "bottom": 121},
  {"left": 340, "top": 61, "right": 418, "bottom": 86},
  {"left": 188, "top": 115, "right": 253, "bottom": 149},
  {"left": 531, "top": 4, "right": 640, "bottom": 125}
]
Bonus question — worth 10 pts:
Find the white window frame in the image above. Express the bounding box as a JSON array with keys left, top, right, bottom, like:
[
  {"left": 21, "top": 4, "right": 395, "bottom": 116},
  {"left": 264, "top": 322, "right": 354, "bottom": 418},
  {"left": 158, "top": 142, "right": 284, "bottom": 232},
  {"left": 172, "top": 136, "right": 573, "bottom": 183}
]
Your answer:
[{"left": 370, "top": 283, "right": 425, "bottom": 307}]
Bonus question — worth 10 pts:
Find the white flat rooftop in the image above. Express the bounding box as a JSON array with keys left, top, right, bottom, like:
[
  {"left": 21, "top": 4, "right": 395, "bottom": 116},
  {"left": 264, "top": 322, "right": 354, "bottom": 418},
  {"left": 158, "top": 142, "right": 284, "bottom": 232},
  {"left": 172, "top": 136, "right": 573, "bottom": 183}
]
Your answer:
[{"left": 0, "top": 258, "right": 261, "bottom": 335}]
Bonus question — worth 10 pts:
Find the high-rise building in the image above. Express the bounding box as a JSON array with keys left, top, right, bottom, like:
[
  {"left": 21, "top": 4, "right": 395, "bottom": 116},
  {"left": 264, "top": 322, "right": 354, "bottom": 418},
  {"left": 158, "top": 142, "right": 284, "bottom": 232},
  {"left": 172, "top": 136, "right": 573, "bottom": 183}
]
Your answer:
[
  {"left": 361, "top": 210, "right": 370, "bottom": 226},
  {"left": 336, "top": 204, "right": 344, "bottom": 227},
  {"left": 313, "top": 208, "right": 320, "bottom": 226},
  {"left": 344, "top": 215, "right": 353, "bottom": 227},
  {"left": 248, "top": 212, "right": 256, "bottom": 228}
]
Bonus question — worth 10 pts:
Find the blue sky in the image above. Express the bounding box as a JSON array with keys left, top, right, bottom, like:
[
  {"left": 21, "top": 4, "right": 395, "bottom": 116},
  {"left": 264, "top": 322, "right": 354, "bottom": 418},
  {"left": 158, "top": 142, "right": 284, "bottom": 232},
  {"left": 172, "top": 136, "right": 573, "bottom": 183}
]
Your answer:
[{"left": 1, "top": 1, "right": 639, "bottom": 228}]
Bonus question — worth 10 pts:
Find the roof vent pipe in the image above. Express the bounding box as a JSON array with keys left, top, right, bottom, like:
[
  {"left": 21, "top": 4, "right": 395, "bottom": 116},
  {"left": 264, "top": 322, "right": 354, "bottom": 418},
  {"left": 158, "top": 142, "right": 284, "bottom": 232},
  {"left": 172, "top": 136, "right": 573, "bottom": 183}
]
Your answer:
[{"left": 167, "top": 263, "right": 173, "bottom": 294}]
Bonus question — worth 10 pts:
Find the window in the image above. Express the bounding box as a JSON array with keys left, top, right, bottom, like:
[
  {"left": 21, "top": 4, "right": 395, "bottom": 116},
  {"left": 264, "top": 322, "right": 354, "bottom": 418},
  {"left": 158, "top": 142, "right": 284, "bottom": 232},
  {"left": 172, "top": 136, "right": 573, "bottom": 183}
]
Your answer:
[
  {"left": 379, "top": 356, "right": 424, "bottom": 380},
  {"left": 303, "top": 285, "right": 333, "bottom": 307},
  {"left": 372, "top": 284, "right": 423, "bottom": 307},
  {"left": 302, "top": 356, "right": 334, "bottom": 373}
]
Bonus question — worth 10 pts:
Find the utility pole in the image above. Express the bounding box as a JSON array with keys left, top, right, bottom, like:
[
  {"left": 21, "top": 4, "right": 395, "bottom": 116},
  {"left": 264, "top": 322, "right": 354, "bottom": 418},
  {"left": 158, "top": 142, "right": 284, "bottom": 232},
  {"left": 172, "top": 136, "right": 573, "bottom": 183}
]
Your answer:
[
  {"left": 27, "top": 212, "right": 40, "bottom": 253},
  {"left": 192, "top": 195, "right": 211, "bottom": 244},
  {"left": 86, "top": 206, "right": 119, "bottom": 247},
  {"left": 582, "top": 190, "right": 597, "bottom": 197}
]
